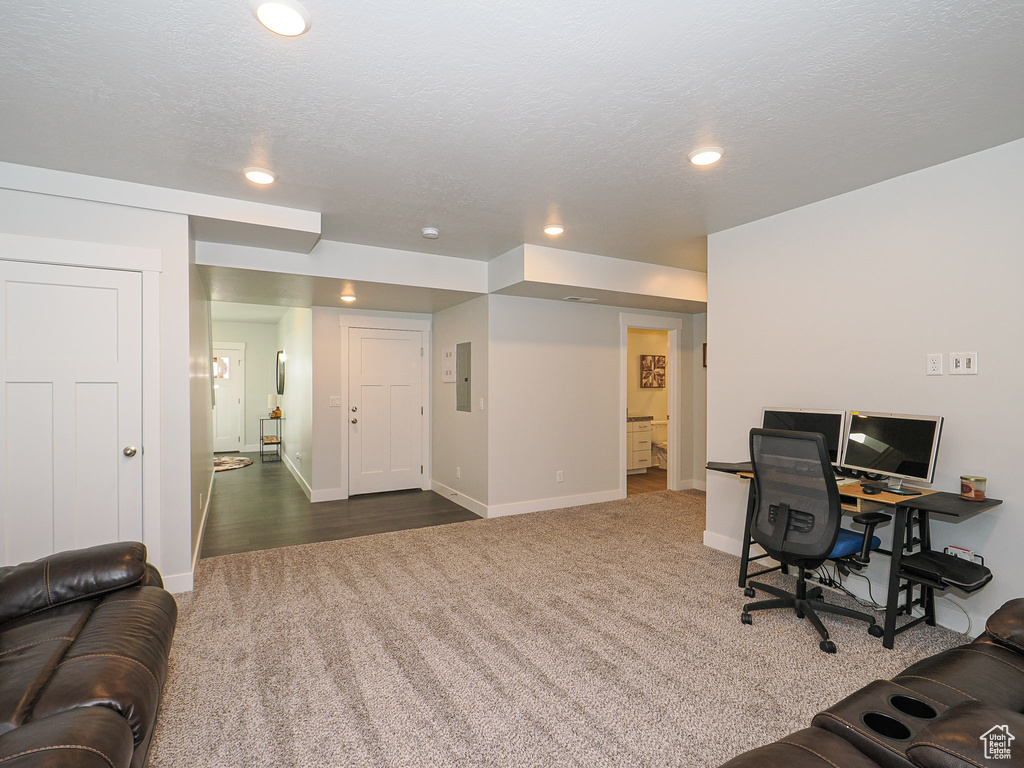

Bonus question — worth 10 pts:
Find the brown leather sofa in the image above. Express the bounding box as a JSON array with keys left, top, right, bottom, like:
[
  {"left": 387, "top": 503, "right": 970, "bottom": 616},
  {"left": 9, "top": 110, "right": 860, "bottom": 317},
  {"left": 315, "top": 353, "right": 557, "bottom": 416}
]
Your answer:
[
  {"left": 0, "top": 542, "right": 177, "bottom": 768},
  {"left": 721, "top": 598, "right": 1024, "bottom": 767}
]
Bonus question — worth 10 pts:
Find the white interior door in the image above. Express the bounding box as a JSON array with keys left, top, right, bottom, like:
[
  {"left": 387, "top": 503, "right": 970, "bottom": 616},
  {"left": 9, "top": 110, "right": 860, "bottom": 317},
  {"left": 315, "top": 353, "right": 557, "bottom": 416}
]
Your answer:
[
  {"left": 349, "top": 328, "right": 423, "bottom": 495},
  {"left": 213, "top": 343, "right": 245, "bottom": 453},
  {"left": 0, "top": 259, "right": 143, "bottom": 565}
]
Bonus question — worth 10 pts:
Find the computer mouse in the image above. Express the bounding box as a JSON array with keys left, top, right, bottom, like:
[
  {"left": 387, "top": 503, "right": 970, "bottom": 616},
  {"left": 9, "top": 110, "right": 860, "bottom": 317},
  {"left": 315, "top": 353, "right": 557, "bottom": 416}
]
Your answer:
[{"left": 862, "top": 485, "right": 882, "bottom": 495}]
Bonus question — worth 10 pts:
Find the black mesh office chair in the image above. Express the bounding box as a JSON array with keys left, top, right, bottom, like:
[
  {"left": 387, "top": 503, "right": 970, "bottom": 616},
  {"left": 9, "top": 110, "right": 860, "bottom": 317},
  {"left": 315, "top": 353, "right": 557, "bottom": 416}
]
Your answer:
[{"left": 741, "top": 428, "right": 885, "bottom": 653}]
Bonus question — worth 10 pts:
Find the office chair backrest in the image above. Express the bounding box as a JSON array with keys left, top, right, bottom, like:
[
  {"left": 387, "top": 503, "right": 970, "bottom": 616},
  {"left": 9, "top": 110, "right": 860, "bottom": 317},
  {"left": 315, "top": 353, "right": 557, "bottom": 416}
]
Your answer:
[{"left": 749, "top": 428, "right": 842, "bottom": 566}]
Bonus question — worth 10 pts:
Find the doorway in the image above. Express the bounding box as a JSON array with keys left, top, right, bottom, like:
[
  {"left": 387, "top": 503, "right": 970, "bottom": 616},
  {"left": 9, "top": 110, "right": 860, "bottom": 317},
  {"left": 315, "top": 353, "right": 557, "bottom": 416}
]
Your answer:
[
  {"left": 348, "top": 327, "right": 424, "bottom": 496},
  {"left": 213, "top": 342, "right": 245, "bottom": 453},
  {"left": 619, "top": 313, "right": 684, "bottom": 497}
]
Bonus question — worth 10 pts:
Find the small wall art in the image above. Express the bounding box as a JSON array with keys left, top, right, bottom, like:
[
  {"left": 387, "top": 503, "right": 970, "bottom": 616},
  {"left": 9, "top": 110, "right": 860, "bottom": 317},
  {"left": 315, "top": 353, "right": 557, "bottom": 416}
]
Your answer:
[{"left": 640, "top": 354, "right": 666, "bottom": 388}]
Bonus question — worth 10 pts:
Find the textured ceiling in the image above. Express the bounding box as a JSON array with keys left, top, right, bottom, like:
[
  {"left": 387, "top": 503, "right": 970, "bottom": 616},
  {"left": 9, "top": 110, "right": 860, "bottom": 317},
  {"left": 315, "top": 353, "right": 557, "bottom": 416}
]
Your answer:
[{"left": 4, "top": 1, "right": 1024, "bottom": 271}]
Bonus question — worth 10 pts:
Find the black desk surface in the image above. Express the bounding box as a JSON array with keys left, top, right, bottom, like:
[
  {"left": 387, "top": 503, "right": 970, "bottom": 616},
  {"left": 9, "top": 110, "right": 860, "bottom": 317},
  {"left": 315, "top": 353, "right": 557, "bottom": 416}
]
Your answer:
[
  {"left": 706, "top": 461, "right": 752, "bottom": 475},
  {"left": 894, "top": 491, "right": 1002, "bottom": 519}
]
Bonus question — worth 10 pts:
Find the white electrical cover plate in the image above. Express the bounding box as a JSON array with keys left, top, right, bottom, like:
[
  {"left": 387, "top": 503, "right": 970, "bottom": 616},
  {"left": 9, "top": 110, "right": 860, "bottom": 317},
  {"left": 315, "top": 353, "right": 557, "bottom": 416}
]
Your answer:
[{"left": 441, "top": 346, "right": 456, "bottom": 383}]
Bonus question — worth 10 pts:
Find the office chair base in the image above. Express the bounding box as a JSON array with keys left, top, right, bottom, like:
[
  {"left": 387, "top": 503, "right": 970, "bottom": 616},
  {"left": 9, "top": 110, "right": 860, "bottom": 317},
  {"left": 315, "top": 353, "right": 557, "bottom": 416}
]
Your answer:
[{"left": 743, "top": 580, "right": 883, "bottom": 652}]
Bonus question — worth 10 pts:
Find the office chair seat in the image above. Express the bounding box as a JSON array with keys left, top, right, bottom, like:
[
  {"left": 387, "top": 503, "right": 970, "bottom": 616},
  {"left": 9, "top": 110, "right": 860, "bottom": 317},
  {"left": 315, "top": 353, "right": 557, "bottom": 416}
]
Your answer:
[{"left": 830, "top": 529, "right": 881, "bottom": 560}]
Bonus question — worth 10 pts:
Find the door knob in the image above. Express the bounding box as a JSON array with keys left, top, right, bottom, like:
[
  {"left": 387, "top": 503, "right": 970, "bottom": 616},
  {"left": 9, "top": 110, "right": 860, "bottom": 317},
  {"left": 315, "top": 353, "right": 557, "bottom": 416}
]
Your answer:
[
  {"left": 123, "top": 446, "right": 138, "bottom": 457},
  {"left": 351, "top": 406, "right": 358, "bottom": 412},
  {"left": 351, "top": 418, "right": 358, "bottom": 424}
]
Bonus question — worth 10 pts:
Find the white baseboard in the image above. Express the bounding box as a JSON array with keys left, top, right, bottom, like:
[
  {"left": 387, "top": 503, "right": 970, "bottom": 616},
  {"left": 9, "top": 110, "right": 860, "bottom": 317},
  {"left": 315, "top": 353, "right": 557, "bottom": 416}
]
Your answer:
[
  {"left": 243, "top": 443, "right": 260, "bottom": 453},
  {"left": 311, "top": 487, "right": 347, "bottom": 503},
  {"left": 282, "top": 454, "right": 312, "bottom": 500},
  {"left": 163, "top": 571, "right": 194, "bottom": 594},
  {"left": 486, "top": 489, "right": 622, "bottom": 519},
  {"left": 431, "top": 481, "right": 488, "bottom": 517},
  {"left": 190, "top": 471, "right": 216, "bottom": 573},
  {"left": 691, "top": 479, "right": 707, "bottom": 491},
  {"left": 702, "top": 530, "right": 746, "bottom": 557}
]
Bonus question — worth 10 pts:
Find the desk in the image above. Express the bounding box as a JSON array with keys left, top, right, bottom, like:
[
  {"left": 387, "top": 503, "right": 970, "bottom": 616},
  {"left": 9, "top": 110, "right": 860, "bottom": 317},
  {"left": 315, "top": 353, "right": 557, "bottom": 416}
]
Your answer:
[{"left": 707, "top": 462, "right": 1001, "bottom": 648}]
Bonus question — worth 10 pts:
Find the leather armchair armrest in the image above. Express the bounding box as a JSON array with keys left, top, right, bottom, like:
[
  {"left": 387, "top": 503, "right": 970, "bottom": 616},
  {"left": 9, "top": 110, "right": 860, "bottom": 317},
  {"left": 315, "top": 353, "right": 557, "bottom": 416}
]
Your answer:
[
  {"left": 906, "top": 701, "right": 1024, "bottom": 768},
  {"left": 986, "top": 598, "right": 1024, "bottom": 653},
  {"left": 0, "top": 542, "right": 148, "bottom": 625}
]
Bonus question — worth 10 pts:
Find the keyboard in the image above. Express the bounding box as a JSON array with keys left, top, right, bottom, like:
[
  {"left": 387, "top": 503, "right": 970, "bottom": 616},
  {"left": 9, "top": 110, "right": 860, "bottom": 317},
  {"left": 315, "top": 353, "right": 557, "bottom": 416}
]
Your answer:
[{"left": 836, "top": 477, "right": 860, "bottom": 486}]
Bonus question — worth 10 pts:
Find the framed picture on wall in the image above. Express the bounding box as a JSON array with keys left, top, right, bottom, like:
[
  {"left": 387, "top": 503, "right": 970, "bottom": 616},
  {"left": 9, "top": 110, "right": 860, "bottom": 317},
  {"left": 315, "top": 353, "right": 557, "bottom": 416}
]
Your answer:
[{"left": 640, "top": 354, "right": 666, "bottom": 388}]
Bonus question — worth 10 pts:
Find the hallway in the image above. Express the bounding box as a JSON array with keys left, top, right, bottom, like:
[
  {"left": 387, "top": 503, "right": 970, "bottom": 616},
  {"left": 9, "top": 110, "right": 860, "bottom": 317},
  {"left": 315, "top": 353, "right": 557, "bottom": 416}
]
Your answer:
[{"left": 201, "top": 453, "right": 480, "bottom": 558}]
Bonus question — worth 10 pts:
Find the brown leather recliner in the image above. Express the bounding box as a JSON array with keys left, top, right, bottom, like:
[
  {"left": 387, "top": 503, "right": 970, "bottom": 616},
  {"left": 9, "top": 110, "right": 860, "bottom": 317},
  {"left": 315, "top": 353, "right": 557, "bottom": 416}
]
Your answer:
[
  {"left": 721, "top": 598, "right": 1024, "bottom": 767},
  {"left": 0, "top": 542, "right": 177, "bottom": 768}
]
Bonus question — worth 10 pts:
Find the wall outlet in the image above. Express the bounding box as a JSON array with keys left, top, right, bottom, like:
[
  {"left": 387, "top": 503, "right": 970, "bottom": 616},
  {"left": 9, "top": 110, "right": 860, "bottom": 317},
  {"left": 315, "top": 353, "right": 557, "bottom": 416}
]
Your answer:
[
  {"left": 456, "top": 466, "right": 461, "bottom": 479},
  {"left": 479, "top": 397, "right": 484, "bottom": 411},
  {"left": 950, "top": 352, "right": 979, "bottom": 375},
  {"left": 926, "top": 353, "right": 943, "bottom": 375},
  {"left": 556, "top": 470, "right": 564, "bottom": 483},
  {"left": 441, "top": 347, "right": 456, "bottom": 383},
  {"left": 296, "top": 452, "right": 302, "bottom": 462}
]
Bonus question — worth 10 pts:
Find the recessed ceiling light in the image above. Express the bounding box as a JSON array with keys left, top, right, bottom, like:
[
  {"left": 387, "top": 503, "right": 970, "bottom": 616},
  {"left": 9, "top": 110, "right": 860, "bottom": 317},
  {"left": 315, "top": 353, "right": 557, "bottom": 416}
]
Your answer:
[
  {"left": 422, "top": 227, "right": 440, "bottom": 239},
  {"left": 544, "top": 224, "right": 565, "bottom": 236},
  {"left": 688, "top": 147, "right": 724, "bottom": 166},
  {"left": 252, "top": 0, "right": 312, "bottom": 37},
  {"left": 244, "top": 167, "right": 276, "bottom": 185},
  {"left": 340, "top": 295, "right": 357, "bottom": 303}
]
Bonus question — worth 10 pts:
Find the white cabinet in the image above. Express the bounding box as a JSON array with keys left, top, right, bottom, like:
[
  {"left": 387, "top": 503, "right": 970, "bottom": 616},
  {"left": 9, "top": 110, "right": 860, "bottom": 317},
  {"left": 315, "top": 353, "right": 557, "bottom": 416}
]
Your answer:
[{"left": 627, "top": 419, "right": 652, "bottom": 472}]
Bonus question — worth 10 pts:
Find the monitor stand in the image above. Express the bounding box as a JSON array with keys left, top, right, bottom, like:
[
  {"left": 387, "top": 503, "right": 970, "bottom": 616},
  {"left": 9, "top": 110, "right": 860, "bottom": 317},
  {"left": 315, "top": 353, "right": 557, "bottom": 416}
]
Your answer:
[{"left": 884, "top": 477, "right": 922, "bottom": 496}]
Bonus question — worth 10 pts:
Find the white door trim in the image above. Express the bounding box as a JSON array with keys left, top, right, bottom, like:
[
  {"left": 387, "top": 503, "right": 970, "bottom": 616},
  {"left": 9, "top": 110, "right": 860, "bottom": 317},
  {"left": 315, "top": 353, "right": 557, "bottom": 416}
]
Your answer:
[
  {"left": 212, "top": 341, "right": 246, "bottom": 452},
  {"left": 334, "top": 312, "right": 431, "bottom": 501},
  {"left": 619, "top": 313, "right": 683, "bottom": 496}
]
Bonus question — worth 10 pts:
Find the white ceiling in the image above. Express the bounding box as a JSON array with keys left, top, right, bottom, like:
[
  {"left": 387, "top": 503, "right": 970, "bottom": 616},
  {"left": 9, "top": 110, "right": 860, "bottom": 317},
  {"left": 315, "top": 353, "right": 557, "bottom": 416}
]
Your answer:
[
  {"left": 4, "top": 1, "right": 1024, "bottom": 272},
  {"left": 210, "top": 301, "right": 289, "bottom": 324}
]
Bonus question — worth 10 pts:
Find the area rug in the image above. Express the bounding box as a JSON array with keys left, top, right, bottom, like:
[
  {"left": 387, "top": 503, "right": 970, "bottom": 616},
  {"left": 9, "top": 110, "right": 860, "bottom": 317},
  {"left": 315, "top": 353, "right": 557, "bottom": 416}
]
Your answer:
[
  {"left": 213, "top": 455, "right": 253, "bottom": 472},
  {"left": 149, "top": 490, "right": 968, "bottom": 768}
]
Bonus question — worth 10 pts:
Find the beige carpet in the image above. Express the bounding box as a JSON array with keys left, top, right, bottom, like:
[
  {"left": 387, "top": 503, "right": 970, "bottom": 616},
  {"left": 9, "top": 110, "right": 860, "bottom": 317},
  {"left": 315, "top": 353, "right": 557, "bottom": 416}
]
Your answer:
[{"left": 149, "top": 490, "right": 968, "bottom": 767}]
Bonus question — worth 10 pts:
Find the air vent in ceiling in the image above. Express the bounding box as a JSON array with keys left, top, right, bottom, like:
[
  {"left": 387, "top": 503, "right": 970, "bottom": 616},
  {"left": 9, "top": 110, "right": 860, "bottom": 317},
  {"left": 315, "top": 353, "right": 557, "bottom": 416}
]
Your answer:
[{"left": 563, "top": 296, "right": 598, "bottom": 302}]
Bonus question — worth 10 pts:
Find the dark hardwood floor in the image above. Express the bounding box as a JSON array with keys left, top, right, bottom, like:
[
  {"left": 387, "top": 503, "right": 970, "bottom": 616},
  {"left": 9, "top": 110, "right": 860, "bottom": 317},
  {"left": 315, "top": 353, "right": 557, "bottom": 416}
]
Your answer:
[
  {"left": 626, "top": 467, "right": 668, "bottom": 496},
  {"left": 201, "top": 453, "right": 480, "bottom": 558}
]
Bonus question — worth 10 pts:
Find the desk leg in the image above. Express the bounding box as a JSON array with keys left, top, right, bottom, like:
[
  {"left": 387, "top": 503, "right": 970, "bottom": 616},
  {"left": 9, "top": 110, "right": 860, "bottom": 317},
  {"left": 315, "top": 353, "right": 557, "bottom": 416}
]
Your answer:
[
  {"left": 882, "top": 505, "right": 909, "bottom": 650},
  {"left": 920, "top": 511, "right": 937, "bottom": 626},
  {"left": 738, "top": 482, "right": 756, "bottom": 588}
]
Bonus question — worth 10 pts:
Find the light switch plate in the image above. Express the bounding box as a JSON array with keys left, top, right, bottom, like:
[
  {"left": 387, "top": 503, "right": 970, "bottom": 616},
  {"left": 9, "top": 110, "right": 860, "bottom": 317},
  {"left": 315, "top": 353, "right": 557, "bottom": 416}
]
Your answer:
[
  {"left": 441, "top": 346, "right": 456, "bottom": 383},
  {"left": 329, "top": 396, "right": 341, "bottom": 407}
]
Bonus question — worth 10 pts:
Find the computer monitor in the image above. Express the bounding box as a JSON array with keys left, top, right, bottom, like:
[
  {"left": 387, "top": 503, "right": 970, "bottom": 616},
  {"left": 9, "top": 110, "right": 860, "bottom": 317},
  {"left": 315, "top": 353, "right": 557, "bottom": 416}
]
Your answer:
[
  {"left": 841, "top": 411, "right": 943, "bottom": 486},
  {"left": 760, "top": 408, "right": 846, "bottom": 466}
]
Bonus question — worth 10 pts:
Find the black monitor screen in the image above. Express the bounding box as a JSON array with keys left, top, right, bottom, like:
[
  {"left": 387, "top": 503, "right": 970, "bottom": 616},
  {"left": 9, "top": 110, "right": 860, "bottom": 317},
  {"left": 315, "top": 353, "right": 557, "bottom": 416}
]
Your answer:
[
  {"left": 842, "top": 413, "right": 942, "bottom": 482},
  {"left": 761, "top": 409, "right": 844, "bottom": 465}
]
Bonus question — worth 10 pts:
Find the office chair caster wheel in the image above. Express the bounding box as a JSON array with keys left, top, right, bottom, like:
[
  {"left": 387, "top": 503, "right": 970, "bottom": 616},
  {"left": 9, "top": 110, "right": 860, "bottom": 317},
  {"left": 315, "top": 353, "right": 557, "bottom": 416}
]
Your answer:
[
  {"left": 796, "top": 609, "right": 805, "bottom": 619},
  {"left": 820, "top": 640, "right": 837, "bottom": 654},
  {"left": 868, "top": 624, "right": 884, "bottom": 638},
  {"left": 743, "top": 587, "right": 756, "bottom": 598},
  {"left": 741, "top": 612, "right": 752, "bottom": 625}
]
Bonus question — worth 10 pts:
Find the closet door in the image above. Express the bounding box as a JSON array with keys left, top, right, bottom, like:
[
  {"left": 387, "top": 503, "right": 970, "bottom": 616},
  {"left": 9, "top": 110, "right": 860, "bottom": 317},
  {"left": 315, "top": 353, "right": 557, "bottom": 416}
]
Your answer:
[{"left": 0, "top": 259, "right": 143, "bottom": 564}]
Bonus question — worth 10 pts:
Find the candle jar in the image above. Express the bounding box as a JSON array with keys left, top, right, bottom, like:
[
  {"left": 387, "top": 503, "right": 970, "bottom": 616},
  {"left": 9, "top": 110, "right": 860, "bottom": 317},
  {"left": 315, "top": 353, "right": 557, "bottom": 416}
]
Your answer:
[{"left": 960, "top": 475, "right": 987, "bottom": 501}]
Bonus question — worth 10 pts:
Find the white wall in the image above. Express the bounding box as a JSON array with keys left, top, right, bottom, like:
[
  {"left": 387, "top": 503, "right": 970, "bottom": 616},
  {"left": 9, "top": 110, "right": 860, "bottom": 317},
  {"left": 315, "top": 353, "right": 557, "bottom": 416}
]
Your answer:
[
  {"left": 627, "top": 328, "right": 669, "bottom": 420},
  {"left": 278, "top": 308, "right": 314, "bottom": 496},
  {"left": 692, "top": 314, "right": 708, "bottom": 488},
  {"left": 487, "top": 296, "right": 703, "bottom": 515},
  {"left": 706, "top": 137, "right": 1024, "bottom": 632},
  {"left": 432, "top": 296, "right": 489, "bottom": 512},
  {"left": 189, "top": 250, "right": 214, "bottom": 571},
  {"left": 212, "top": 320, "right": 279, "bottom": 451},
  {"left": 0, "top": 188, "right": 194, "bottom": 590}
]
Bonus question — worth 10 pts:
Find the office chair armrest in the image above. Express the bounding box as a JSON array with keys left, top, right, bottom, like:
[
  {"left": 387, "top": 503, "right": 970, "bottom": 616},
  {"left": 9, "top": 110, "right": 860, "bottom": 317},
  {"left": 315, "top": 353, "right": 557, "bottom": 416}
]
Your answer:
[
  {"left": 850, "top": 512, "right": 891, "bottom": 566},
  {"left": 852, "top": 511, "right": 891, "bottom": 527}
]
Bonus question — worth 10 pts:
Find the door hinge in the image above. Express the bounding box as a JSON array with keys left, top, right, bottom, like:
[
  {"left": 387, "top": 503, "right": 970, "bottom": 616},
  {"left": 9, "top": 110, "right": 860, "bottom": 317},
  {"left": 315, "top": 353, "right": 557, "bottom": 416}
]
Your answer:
[
  {"left": 421, "top": 406, "right": 424, "bottom": 415},
  {"left": 420, "top": 347, "right": 424, "bottom": 356},
  {"left": 421, "top": 465, "right": 424, "bottom": 474}
]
